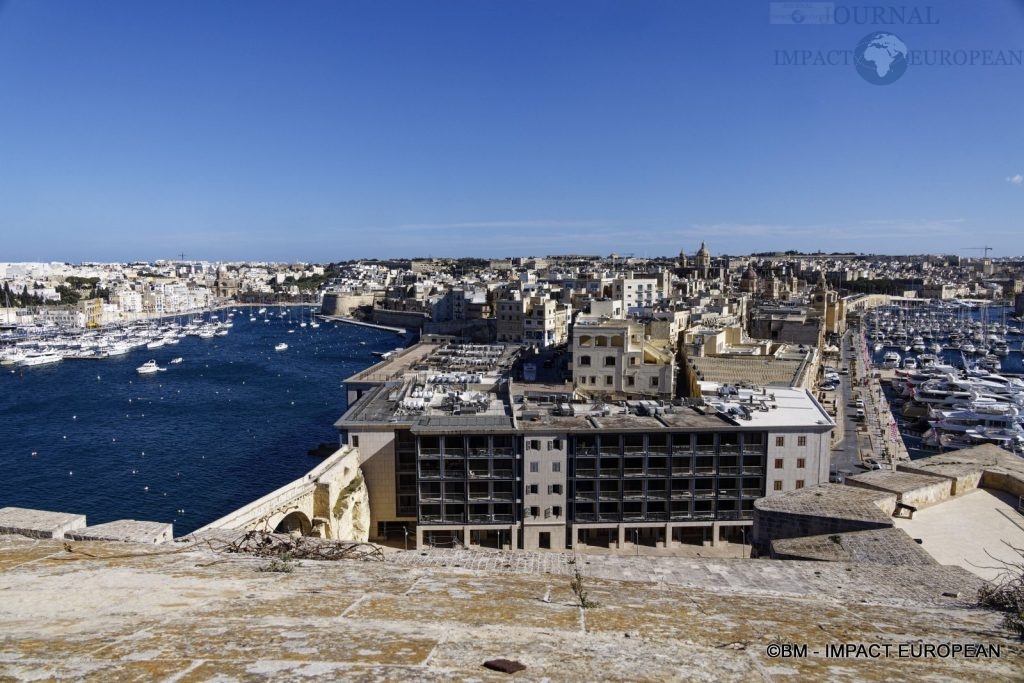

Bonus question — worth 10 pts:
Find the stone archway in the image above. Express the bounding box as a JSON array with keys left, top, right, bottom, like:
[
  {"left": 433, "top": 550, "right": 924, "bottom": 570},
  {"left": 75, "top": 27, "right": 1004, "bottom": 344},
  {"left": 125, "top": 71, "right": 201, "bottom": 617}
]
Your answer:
[{"left": 274, "top": 510, "right": 312, "bottom": 536}]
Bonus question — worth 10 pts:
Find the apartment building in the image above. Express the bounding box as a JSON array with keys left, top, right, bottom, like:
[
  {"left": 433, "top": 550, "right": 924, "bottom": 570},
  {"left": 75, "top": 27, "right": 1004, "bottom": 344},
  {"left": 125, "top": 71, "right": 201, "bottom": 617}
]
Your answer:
[
  {"left": 336, "top": 341, "right": 834, "bottom": 551},
  {"left": 571, "top": 319, "right": 675, "bottom": 399}
]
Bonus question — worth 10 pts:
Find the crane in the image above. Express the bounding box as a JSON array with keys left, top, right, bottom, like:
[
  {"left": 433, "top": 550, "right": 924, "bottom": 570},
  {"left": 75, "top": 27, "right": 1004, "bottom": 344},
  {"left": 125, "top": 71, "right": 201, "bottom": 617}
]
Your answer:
[{"left": 962, "top": 246, "right": 993, "bottom": 258}]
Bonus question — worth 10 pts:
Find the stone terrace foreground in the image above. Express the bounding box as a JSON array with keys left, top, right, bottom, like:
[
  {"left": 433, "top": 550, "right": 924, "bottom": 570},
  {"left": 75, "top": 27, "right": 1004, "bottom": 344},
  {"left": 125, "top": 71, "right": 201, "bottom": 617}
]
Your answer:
[{"left": 1, "top": 535, "right": 1021, "bottom": 682}]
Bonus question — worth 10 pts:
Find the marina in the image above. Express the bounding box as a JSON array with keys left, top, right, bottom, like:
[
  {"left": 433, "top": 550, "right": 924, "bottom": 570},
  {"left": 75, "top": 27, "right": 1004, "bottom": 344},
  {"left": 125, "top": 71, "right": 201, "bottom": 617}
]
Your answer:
[
  {"left": 0, "top": 308, "right": 406, "bottom": 535},
  {"left": 862, "top": 302, "right": 1024, "bottom": 459}
]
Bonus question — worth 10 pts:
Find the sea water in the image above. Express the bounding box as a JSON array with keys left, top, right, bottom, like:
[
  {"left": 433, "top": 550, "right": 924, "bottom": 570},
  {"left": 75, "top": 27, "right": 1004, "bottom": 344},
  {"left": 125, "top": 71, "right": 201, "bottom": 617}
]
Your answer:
[{"left": 0, "top": 308, "right": 402, "bottom": 535}]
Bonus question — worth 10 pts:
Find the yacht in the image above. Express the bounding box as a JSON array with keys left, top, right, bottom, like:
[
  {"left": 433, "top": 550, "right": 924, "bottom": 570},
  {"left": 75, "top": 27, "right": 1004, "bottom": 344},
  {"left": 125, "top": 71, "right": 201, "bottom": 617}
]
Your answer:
[
  {"left": 882, "top": 350, "right": 901, "bottom": 368},
  {"left": 136, "top": 360, "right": 165, "bottom": 374},
  {"left": 20, "top": 353, "right": 63, "bottom": 367},
  {"left": 274, "top": 342, "right": 288, "bottom": 352},
  {"left": 170, "top": 357, "right": 184, "bottom": 364}
]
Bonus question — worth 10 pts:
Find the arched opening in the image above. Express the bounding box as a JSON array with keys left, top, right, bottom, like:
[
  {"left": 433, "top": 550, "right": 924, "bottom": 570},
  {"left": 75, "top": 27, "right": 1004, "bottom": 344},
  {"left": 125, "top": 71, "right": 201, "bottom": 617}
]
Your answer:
[
  {"left": 595, "top": 336, "right": 608, "bottom": 347},
  {"left": 274, "top": 511, "right": 312, "bottom": 536},
  {"left": 578, "top": 335, "right": 593, "bottom": 347}
]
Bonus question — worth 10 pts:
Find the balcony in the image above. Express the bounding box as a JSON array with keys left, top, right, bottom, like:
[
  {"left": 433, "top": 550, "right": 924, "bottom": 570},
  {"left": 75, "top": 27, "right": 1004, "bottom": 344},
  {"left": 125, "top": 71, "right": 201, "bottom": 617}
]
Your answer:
[
  {"left": 575, "top": 469, "right": 597, "bottom": 478},
  {"left": 717, "top": 489, "right": 740, "bottom": 499},
  {"left": 420, "top": 449, "right": 442, "bottom": 457},
  {"left": 718, "top": 446, "right": 741, "bottom": 456},
  {"left": 491, "top": 469, "right": 514, "bottom": 479},
  {"left": 467, "top": 513, "right": 514, "bottom": 524},
  {"left": 622, "top": 491, "right": 646, "bottom": 500},
  {"left": 646, "top": 467, "right": 668, "bottom": 477},
  {"left": 623, "top": 468, "right": 645, "bottom": 477},
  {"left": 670, "top": 490, "right": 692, "bottom": 500},
  {"left": 741, "top": 488, "right": 763, "bottom": 498},
  {"left": 717, "top": 466, "right": 740, "bottom": 475},
  {"left": 741, "top": 466, "right": 764, "bottom": 475},
  {"left": 693, "top": 490, "right": 716, "bottom": 499},
  {"left": 491, "top": 448, "right": 515, "bottom": 456}
]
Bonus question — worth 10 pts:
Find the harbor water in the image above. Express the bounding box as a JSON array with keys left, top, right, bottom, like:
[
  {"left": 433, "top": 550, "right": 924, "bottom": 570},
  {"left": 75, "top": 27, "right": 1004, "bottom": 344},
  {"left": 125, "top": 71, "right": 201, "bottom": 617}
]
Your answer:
[{"left": 0, "top": 308, "right": 403, "bottom": 535}]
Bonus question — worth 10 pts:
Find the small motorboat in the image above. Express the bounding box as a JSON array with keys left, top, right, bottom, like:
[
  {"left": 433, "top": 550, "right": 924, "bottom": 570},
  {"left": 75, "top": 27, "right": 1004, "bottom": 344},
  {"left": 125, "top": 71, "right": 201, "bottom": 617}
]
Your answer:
[{"left": 136, "top": 360, "right": 165, "bottom": 374}]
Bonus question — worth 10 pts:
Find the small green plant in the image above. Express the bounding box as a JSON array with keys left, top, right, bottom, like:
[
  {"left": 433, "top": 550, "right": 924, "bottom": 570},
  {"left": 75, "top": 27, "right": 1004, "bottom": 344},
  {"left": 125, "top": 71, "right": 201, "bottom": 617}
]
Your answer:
[
  {"left": 570, "top": 563, "right": 599, "bottom": 609},
  {"left": 256, "top": 552, "right": 295, "bottom": 574},
  {"left": 828, "top": 534, "right": 843, "bottom": 545}
]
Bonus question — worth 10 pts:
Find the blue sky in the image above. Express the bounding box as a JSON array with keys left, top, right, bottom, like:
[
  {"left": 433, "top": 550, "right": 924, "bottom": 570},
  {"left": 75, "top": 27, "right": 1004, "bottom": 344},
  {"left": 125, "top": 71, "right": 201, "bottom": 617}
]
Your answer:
[{"left": 0, "top": 0, "right": 1021, "bottom": 262}]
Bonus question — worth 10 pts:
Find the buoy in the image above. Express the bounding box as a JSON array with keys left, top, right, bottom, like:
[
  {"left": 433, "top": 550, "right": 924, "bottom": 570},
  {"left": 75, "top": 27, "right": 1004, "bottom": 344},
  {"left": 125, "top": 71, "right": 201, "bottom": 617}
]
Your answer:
[
  {"left": 144, "top": 486, "right": 148, "bottom": 491},
  {"left": 31, "top": 451, "right": 38, "bottom": 456}
]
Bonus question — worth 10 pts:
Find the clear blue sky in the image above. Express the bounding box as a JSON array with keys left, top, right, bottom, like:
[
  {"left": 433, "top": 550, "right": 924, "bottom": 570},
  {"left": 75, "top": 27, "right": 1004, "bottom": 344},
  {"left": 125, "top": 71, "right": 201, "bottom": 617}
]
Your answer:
[{"left": 0, "top": 0, "right": 1021, "bottom": 262}]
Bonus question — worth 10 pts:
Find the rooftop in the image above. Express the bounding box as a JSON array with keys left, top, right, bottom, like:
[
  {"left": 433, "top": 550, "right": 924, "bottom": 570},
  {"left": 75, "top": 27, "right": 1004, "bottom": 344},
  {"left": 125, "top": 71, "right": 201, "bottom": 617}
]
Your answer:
[{"left": 338, "top": 342, "right": 834, "bottom": 434}]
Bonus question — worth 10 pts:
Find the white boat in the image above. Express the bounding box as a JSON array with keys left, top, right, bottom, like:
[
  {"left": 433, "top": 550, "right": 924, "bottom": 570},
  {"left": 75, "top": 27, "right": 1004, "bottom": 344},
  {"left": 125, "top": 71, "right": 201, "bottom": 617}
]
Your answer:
[
  {"left": 882, "top": 351, "right": 901, "bottom": 368},
  {"left": 274, "top": 343, "right": 288, "bottom": 352},
  {"left": 146, "top": 338, "right": 165, "bottom": 349},
  {"left": 136, "top": 360, "right": 165, "bottom": 374},
  {"left": 309, "top": 322, "right": 320, "bottom": 329},
  {"left": 20, "top": 353, "right": 63, "bottom": 367},
  {"left": 170, "top": 357, "right": 183, "bottom": 364}
]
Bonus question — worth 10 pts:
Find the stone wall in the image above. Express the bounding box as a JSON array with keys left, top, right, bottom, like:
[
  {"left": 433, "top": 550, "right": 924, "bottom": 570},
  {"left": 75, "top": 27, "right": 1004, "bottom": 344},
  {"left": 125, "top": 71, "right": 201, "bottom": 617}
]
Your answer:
[
  {"left": 981, "top": 470, "right": 1024, "bottom": 499},
  {"left": 753, "top": 508, "right": 894, "bottom": 552}
]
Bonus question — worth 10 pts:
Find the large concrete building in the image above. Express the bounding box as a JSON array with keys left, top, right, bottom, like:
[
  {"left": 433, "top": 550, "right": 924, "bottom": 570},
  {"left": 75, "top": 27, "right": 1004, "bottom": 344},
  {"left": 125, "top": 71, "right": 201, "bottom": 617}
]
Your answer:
[{"left": 337, "top": 340, "right": 835, "bottom": 551}]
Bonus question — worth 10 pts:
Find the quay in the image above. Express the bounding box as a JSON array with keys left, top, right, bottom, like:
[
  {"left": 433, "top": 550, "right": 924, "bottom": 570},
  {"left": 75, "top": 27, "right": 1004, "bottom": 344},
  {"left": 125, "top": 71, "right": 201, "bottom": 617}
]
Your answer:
[{"left": 319, "top": 314, "right": 407, "bottom": 335}]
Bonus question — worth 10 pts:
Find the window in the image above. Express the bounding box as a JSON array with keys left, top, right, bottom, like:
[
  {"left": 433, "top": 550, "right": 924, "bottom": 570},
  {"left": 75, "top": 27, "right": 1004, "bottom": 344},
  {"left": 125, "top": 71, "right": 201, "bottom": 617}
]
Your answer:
[
  {"left": 604, "top": 356, "right": 616, "bottom": 366},
  {"left": 552, "top": 462, "right": 561, "bottom": 473},
  {"left": 548, "top": 484, "right": 563, "bottom": 495},
  {"left": 795, "top": 480, "right": 805, "bottom": 489},
  {"left": 650, "top": 377, "right": 659, "bottom": 387},
  {"left": 553, "top": 505, "right": 562, "bottom": 517},
  {"left": 630, "top": 357, "right": 637, "bottom": 365},
  {"left": 774, "top": 458, "right": 783, "bottom": 469},
  {"left": 579, "top": 355, "right": 591, "bottom": 366},
  {"left": 530, "top": 439, "right": 540, "bottom": 450},
  {"left": 797, "top": 458, "right": 806, "bottom": 469},
  {"left": 528, "top": 484, "right": 539, "bottom": 495},
  {"left": 775, "top": 436, "right": 785, "bottom": 447},
  {"left": 605, "top": 376, "right": 613, "bottom": 385},
  {"left": 773, "top": 481, "right": 783, "bottom": 491},
  {"left": 529, "top": 506, "right": 540, "bottom": 517},
  {"left": 529, "top": 461, "right": 539, "bottom": 473},
  {"left": 553, "top": 439, "right": 562, "bottom": 450},
  {"left": 351, "top": 435, "right": 359, "bottom": 448},
  {"left": 797, "top": 436, "right": 807, "bottom": 447}
]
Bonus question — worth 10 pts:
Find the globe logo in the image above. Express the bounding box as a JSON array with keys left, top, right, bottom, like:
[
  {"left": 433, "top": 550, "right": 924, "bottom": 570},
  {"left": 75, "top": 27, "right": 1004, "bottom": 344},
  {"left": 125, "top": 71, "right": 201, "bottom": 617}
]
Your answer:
[
  {"left": 854, "top": 32, "right": 909, "bottom": 85},
  {"left": 791, "top": 10, "right": 805, "bottom": 23}
]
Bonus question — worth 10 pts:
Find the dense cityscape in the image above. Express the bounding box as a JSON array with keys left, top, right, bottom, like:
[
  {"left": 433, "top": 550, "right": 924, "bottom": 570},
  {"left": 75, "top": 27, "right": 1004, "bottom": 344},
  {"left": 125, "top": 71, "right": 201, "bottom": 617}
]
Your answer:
[{"left": 3, "top": 0, "right": 1024, "bottom": 678}]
